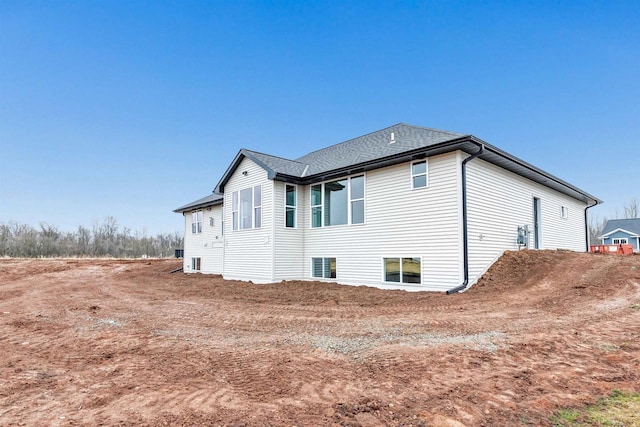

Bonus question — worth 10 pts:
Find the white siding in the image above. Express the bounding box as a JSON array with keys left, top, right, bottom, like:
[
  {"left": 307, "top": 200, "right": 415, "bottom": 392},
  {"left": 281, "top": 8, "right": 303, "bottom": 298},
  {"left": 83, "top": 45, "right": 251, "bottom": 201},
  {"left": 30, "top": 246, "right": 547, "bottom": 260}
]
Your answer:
[
  {"left": 273, "top": 182, "right": 305, "bottom": 280},
  {"left": 189, "top": 149, "right": 590, "bottom": 293},
  {"left": 301, "top": 152, "right": 462, "bottom": 291},
  {"left": 222, "top": 158, "right": 274, "bottom": 283},
  {"left": 466, "top": 158, "right": 587, "bottom": 285},
  {"left": 183, "top": 205, "right": 224, "bottom": 274}
]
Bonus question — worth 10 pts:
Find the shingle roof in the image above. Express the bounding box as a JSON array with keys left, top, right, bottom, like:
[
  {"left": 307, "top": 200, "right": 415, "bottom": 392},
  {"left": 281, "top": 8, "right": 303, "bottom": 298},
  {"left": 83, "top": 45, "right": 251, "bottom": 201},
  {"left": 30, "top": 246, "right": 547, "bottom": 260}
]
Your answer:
[
  {"left": 242, "top": 149, "right": 307, "bottom": 177},
  {"left": 212, "top": 122, "right": 600, "bottom": 205},
  {"left": 601, "top": 218, "right": 640, "bottom": 237},
  {"left": 173, "top": 193, "right": 223, "bottom": 213},
  {"left": 296, "top": 123, "right": 464, "bottom": 177}
]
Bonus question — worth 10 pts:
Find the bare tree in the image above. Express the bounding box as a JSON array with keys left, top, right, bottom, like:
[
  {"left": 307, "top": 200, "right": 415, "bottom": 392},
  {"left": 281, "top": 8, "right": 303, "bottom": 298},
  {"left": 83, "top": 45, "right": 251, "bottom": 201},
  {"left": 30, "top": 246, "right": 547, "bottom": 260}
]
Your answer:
[
  {"left": 623, "top": 197, "right": 638, "bottom": 219},
  {"left": 588, "top": 215, "right": 608, "bottom": 245},
  {"left": 0, "top": 218, "right": 183, "bottom": 258}
]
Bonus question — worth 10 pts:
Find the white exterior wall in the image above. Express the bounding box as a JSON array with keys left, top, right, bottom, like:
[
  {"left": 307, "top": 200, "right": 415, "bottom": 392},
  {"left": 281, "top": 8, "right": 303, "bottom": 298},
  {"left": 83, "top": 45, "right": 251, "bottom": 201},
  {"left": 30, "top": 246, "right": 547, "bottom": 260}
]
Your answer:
[
  {"left": 466, "top": 158, "right": 587, "bottom": 285},
  {"left": 183, "top": 204, "right": 224, "bottom": 274},
  {"left": 222, "top": 158, "right": 274, "bottom": 283},
  {"left": 273, "top": 181, "right": 305, "bottom": 280},
  {"left": 301, "top": 152, "right": 462, "bottom": 291}
]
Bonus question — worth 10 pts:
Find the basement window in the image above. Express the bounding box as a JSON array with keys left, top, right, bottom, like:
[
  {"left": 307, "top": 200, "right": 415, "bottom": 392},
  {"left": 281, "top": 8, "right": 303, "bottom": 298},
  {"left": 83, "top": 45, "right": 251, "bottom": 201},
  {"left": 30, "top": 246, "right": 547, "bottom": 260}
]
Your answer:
[
  {"left": 191, "top": 257, "right": 201, "bottom": 271},
  {"left": 311, "top": 257, "right": 336, "bottom": 279},
  {"left": 384, "top": 257, "right": 421, "bottom": 284}
]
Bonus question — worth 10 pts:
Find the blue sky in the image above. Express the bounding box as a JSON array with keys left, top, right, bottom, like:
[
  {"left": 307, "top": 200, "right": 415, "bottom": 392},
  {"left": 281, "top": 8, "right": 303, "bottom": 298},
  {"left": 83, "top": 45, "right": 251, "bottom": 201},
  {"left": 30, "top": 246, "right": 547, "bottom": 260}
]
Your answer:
[{"left": 1, "top": 1, "right": 638, "bottom": 234}]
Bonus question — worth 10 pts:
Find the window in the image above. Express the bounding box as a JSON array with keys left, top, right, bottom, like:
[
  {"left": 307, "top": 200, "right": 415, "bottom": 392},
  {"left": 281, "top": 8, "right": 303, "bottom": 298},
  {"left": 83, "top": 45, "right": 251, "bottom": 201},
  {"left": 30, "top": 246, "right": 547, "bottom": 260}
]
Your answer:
[
  {"left": 350, "top": 175, "right": 365, "bottom": 224},
  {"left": 311, "top": 185, "right": 322, "bottom": 228},
  {"left": 311, "top": 175, "right": 365, "bottom": 227},
  {"left": 612, "top": 238, "right": 628, "bottom": 244},
  {"left": 561, "top": 206, "right": 568, "bottom": 219},
  {"left": 312, "top": 257, "right": 336, "bottom": 279},
  {"left": 384, "top": 257, "right": 421, "bottom": 284},
  {"left": 232, "top": 192, "right": 239, "bottom": 231},
  {"left": 191, "top": 257, "right": 201, "bottom": 271},
  {"left": 254, "top": 185, "right": 262, "bottom": 228},
  {"left": 191, "top": 211, "right": 203, "bottom": 234},
  {"left": 285, "top": 185, "right": 296, "bottom": 228},
  {"left": 412, "top": 161, "right": 427, "bottom": 189},
  {"left": 232, "top": 185, "right": 262, "bottom": 230},
  {"left": 325, "top": 179, "right": 348, "bottom": 226},
  {"left": 240, "top": 188, "right": 252, "bottom": 229}
]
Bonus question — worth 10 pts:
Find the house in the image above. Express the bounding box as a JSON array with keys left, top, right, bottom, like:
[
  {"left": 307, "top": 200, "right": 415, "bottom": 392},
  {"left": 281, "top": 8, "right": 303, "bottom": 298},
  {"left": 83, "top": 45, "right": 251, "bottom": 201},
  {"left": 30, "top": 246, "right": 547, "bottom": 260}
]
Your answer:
[
  {"left": 174, "top": 123, "right": 601, "bottom": 293},
  {"left": 174, "top": 193, "right": 224, "bottom": 273},
  {"left": 599, "top": 218, "right": 640, "bottom": 252}
]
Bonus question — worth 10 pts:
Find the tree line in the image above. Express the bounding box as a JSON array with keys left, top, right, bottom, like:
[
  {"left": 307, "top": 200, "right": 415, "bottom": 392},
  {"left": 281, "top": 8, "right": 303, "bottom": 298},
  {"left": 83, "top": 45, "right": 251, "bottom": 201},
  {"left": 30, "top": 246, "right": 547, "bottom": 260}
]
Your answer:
[{"left": 0, "top": 217, "right": 183, "bottom": 258}]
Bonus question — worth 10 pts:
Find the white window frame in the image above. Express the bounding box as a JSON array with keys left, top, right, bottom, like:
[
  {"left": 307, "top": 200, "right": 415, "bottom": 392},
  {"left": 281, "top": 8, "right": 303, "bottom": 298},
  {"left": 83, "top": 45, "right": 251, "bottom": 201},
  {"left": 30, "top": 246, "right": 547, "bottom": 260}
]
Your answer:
[
  {"left": 191, "top": 257, "right": 201, "bottom": 271},
  {"left": 612, "top": 238, "right": 628, "bottom": 244},
  {"left": 382, "top": 256, "right": 422, "bottom": 285},
  {"left": 311, "top": 184, "right": 322, "bottom": 228},
  {"left": 191, "top": 211, "right": 203, "bottom": 234},
  {"left": 232, "top": 185, "right": 262, "bottom": 231},
  {"left": 232, "top": 192, "right": 239, "bottom": 231},
  {"left": 310, "top": 174, "right": 366, "bottom": 228},
  {"left": 253, "top": 185, "right": 262, "bottom": 229},
  {"left": 350, "top": 175, "right": 365, "bottom": 225},
  {"left": 411, "top": 160, "right": 428, "bottom": 189},
  {"left": 561, "top": 206, "right": 568, "bottom": 219},
  {"left": 311, "top": 257, "right": 337, "bottom": 279},
  {"left": 285, "top": 184, "right": 296, "bottom": 228}
]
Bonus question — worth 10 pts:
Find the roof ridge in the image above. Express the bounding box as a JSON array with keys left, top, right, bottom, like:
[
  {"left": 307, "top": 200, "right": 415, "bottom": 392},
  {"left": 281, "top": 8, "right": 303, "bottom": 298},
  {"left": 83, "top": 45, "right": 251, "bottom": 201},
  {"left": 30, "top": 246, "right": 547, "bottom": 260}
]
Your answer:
[
  {"left": 295, "top": 123, "right": 462, "bottom": 161},
  {"left": 396, "top": 122, "right": 466, "bottom": 137},
  {"left": 295, "top": 123, "right": 402, "bottom": 160},
  {"left": 242, "top": 148, "right": 305, "bottom": 165}
]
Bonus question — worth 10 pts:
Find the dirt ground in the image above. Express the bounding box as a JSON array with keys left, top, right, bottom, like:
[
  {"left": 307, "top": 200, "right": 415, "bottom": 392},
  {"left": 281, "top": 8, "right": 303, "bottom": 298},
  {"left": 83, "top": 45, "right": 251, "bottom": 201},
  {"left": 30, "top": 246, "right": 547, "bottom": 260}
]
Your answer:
[{"left": 1, "top": 251, "right": 639, "bottom": 426}]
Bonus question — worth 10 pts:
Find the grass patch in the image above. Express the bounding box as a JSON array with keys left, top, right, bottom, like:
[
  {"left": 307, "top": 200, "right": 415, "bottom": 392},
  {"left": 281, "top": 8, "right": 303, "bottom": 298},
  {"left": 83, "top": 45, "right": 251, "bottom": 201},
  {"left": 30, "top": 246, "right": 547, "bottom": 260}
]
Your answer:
[{"left": 550, "top": 390, "right": 640, "bottom": 426}]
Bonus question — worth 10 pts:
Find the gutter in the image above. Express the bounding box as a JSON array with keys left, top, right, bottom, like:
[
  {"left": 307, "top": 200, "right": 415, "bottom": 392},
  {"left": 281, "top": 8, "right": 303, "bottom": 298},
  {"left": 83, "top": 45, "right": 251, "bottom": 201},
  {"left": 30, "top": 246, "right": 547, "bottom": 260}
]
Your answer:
[
  {"left": 584, "top": 199, "right": 599, "bottom": 252},
  {"left": 446, "top": 143, "right": 485, "bottom": 295}
]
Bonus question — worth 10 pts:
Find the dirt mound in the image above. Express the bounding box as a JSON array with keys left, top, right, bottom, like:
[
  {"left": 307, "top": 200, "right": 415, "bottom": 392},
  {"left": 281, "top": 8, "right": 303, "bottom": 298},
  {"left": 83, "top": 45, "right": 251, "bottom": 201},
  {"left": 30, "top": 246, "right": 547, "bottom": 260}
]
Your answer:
[{"left": 1, "top": 253, "right": 639, "bottom": 426}]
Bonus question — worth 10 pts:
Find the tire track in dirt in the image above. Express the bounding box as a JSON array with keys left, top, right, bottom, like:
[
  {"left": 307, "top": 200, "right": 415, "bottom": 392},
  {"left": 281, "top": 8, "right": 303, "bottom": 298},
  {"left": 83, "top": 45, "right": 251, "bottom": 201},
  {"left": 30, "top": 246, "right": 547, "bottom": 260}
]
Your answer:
[{"left": 1, "top": 253, "right": 639, "bottom": 426}]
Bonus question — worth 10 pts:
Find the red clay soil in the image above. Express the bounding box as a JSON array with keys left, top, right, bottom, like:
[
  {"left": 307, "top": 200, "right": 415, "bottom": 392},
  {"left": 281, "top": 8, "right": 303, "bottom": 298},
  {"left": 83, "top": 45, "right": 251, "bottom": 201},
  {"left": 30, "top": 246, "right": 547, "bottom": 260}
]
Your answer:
[{"left": 0, "top": 251, "right": 639, "bottom": 426}]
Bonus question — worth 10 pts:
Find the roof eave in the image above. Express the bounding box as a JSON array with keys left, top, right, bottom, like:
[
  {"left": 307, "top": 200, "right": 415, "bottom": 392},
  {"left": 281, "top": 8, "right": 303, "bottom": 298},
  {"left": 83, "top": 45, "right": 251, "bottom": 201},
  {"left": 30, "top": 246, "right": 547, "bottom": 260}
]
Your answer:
[
  {"left": 300, "top": 135, "right": 472, "bottom": 183},
  {"left": 600, "top": 227, "right": 640, "bottom": 238},
  {"left": 173, "top": 198, "right": 224, "bottom": 213},
  {"left": 295, "top": 134, "right": 600, "bottom": 205},
  {"left": 214, "top": 149, "right": 278, "bottom": 194},
  {"left": 469, "top": 137, "right": 602, "bottom": 206}
]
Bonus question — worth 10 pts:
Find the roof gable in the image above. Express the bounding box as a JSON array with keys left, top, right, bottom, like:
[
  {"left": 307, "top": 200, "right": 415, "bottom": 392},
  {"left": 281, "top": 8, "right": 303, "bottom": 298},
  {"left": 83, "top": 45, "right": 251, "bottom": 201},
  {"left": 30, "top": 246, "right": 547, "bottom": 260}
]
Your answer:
[
  {"left": 214, "top": 123, "right": 463, "bottom": 193},
  {"left": 600, "top": 218, "right": 640, "bottom": 237},
  {"left": 210, "top": 123, "right": 601, "bottom": 205}
]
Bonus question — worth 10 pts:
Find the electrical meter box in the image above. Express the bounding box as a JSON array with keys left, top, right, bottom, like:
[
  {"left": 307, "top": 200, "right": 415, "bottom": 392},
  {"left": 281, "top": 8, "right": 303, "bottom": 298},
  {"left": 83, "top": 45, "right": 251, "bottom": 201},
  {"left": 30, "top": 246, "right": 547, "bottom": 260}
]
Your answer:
[{"left": 517, "top": 225, "right": 529, "bottom": 247}]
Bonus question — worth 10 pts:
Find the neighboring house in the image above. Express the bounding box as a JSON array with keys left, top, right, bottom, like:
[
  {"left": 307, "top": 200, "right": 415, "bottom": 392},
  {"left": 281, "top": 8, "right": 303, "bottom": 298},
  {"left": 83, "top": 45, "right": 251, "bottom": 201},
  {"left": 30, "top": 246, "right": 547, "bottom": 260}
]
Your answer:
[
  {"left": 599, "top": 218, "right": 640, "bottom": 252},
  {"left": 174, "top": 123, "right": 601, "bottom": 293}
]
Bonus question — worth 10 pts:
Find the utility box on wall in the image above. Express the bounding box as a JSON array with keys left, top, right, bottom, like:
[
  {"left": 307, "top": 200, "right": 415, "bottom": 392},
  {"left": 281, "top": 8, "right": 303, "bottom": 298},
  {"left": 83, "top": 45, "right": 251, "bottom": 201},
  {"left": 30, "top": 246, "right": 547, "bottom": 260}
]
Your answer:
[{"left": 517, "top": 226, "right": 529, "bottom": 248}]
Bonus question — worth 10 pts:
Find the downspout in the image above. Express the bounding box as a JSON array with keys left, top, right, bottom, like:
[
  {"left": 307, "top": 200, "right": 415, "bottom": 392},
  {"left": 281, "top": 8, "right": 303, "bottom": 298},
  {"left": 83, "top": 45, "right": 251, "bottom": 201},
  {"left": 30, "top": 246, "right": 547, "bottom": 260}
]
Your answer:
[
  {"left": 584, "top": 199, "right": 598, "bottom": 252},
  {"left": 446, "top": 143, "right": 485, "bottom": 295}
]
